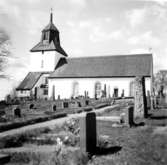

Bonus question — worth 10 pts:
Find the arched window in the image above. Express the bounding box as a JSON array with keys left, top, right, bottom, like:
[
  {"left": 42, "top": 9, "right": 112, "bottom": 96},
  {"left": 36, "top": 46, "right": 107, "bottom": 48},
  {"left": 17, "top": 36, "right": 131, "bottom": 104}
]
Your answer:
[
  {"left": 41, "top": 59, "right": 44, "bottom": 68},
  {"left": 113, "top": 87, "right": 118, "bottom": 97},
  {"left": 95, "top": 82, "right": 101, "bottom": 99},
  {"left": 129, "top": 81, "right": 135, "bottom": 97},
  {"left": 72, "top": 82, "right": 79, "bottom": 98}
]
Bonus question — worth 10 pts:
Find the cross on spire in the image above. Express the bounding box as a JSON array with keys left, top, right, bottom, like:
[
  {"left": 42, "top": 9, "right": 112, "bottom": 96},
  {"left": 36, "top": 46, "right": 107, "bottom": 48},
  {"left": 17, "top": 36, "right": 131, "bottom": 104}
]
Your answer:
[{"left": 50, "top": 8, "right": 53, "bottom": 23}]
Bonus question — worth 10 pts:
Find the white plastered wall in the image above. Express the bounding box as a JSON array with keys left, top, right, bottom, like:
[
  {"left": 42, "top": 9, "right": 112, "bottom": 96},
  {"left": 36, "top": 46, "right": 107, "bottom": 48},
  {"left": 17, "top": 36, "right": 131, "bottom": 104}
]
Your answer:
[
  {"left": 16, "top": 90, "right": 30, "bottom": 97},
  {"left": 30, "top": 51, "right": 62, "bottom": 72},
  {"left": 48, "top": 77, "right": 151, "bottom": 100}
]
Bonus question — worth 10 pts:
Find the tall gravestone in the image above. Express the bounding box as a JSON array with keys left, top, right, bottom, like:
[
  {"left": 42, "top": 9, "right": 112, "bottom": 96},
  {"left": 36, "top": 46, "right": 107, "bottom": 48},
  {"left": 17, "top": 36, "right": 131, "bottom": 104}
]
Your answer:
[
  {"left": 134, "top": 76, "right": 147, "bottom": 119},
  {"left": 80, "top": 112, "right": 97, "bottom": 155},
  {"left": 52, "top": 85, "right": 55, "bottom": 101},
  {"left": 147, "top": 90, "right": 151, "bottom": 109}
]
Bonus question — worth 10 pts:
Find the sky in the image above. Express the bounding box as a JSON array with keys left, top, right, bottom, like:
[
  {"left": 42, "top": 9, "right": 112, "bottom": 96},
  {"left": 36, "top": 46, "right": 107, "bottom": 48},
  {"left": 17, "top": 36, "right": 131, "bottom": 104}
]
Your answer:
[{"left": 0, "top": 0, "right": 167, "bottom": 100}]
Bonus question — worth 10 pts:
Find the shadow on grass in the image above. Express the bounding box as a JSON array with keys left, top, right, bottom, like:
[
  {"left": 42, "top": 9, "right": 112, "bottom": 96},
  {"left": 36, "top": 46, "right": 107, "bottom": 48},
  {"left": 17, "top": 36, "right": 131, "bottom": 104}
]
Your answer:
[
  {"left": 132, "top": 122, "right": 145, "bottom": 127},
  {"left": 0, "top": 154, "right": 11, "bottom": 164},
  {"left": 150, "top": 116, "right": 167, "bottom": 120},
  {"left": 89, "top": 146, "right": 122, "bottom": 157},
  {"left": 95, "top": 146, "right": 122, "bottom": 155}
]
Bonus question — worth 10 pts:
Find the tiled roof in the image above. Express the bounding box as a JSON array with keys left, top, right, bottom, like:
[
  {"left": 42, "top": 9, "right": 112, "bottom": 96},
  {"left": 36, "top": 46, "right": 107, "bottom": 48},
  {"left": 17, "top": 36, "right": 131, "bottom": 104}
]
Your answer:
[
  {"left": 30, "top": 41, "right": 68, "bottom": 56},
  {"left": 43, "top": 22, "right": 59, "bottom": 32},
  {"left": 16, "top": 72, "right": 50, "bottom": 90},
  {"left": 49, "top": 54, "right": 153, "bottom": 78}
]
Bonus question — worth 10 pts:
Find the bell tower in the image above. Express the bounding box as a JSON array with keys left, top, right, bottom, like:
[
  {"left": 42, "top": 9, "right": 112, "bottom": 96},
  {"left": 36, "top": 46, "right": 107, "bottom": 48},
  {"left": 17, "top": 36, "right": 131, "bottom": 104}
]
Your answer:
[{"left": 30, "top": 10, "right": 67, "bottom": 72}]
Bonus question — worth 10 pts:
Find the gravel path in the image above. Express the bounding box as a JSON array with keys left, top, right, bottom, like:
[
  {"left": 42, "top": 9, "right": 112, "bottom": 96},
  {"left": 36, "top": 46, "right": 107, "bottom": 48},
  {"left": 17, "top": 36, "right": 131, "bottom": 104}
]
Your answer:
[{"left": 0, "top": 105, "right": 118, "bottom": 139}]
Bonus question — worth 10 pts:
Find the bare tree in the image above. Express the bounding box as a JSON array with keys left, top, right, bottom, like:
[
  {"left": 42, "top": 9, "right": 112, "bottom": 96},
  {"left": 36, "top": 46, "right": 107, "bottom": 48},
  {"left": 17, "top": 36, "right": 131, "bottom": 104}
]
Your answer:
[
  {"left": 0, "top": 29, "right": 11, "bottom": 79},
  {"left": 153, "top": 70, "right": 167, "bottom": 97}
]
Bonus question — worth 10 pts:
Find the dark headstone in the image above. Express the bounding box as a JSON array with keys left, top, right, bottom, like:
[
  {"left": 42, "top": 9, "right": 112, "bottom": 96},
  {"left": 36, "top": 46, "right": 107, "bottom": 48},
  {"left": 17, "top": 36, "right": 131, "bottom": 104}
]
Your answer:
[
  {"left": 125, "top": 106, "right": 134, "bottom": 127},
  {"left": 77, "top": 102, "right": 81, "bottom": 107},
  {"left": 14, "top": 108, "right": 21, "bottom": 118},
  {"left": 85, "top": 100, "right": 89, "bottom": 106},
  {"left": 146, "top": 91, "right": 151, "bottom": 109},
  {"left": 29, "top": 104, "right": 34, "bottom": 109},
  {"left": 63, "top": 102, "right": 69, "bottom": 108},
  {"left": 53, "top": 105, "right": 57, "bottom": 111},
  {"left": 80, "top": 112, "right": 97, "bottom": 155}
]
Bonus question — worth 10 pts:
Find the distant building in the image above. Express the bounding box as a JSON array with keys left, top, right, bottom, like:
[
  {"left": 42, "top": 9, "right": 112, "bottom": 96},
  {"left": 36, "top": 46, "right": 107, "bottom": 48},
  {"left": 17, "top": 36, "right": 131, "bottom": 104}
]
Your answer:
[{"left": 16, "top": 12, "right": 153, "bottom": 100}]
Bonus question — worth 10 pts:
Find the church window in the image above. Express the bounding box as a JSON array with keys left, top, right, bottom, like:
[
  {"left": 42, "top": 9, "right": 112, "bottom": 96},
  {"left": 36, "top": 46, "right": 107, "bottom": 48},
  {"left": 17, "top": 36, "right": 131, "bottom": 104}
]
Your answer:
[
  {"left": 41, "top": 59, "right": 44, "bottom": 68},
  {"left": 72, "top": 82, "right": 79, "bottom": 98},
  {"left": 43, "top": 33, "right": 46, "bottom": 40},
  {"left": 95, "top": 82, "right": 101, "bottom": 99},
  {"left": 43, "top": 89, "right": 48, "bottom": 95},
  {"left": 45, "top": 77, "right": 48, "bottom": 84},
  {"left": 129, "top": 81, "right": 135, "bottom": 97},
  {"left": 113, "top": 87, "right": 118, "bottom": 97}
]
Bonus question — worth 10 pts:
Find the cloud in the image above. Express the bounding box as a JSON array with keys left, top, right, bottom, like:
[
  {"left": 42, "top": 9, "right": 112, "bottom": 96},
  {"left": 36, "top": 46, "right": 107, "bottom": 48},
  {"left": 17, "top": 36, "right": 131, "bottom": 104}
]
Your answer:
[
  {"left": 79, "top": 20, "right": 91, "bottom": 28},
  {"left": 69, "top": 0, "right": 86, "bottom": 7},
  {"left": 89, "top": 26, "right": 123, "bottom": 42},
  {"left": 143, "top": 0, "right": 167, "bottom": 5},
  {"left": 126, "top": 8, "right": 146, "bottom": 28},
  {"left": 129, "top": 48, "right": 150, "bottom": 54},
  {"left": 128, "top": 31, "right": 161, "bottom": 47}
]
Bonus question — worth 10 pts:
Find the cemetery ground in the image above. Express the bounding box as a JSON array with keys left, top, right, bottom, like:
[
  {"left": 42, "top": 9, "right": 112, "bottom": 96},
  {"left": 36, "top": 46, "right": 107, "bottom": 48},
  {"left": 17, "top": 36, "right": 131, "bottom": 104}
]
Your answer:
[{"left": 0, "top": 99, "right": 166, "bottom": 165}]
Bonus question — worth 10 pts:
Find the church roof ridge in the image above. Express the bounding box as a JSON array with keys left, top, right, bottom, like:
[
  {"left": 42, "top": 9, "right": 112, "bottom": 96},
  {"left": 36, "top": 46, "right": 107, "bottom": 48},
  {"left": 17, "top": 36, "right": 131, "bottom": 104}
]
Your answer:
[{"left": 68, "top": 53, "right": 152, "bottom": 60}]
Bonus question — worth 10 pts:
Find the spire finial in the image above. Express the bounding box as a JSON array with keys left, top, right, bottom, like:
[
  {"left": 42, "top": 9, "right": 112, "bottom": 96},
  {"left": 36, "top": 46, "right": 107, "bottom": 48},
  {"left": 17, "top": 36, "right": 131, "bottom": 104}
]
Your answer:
[{"left": 50, "top": 8, "right": 53, "bottom": 23}]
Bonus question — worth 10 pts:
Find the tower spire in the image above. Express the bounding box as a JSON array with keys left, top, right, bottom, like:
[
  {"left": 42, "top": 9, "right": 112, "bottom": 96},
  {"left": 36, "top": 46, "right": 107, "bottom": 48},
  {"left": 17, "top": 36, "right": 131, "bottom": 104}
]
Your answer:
[{"left": 50, "top": 8, "right": 53, "bottom": 23}]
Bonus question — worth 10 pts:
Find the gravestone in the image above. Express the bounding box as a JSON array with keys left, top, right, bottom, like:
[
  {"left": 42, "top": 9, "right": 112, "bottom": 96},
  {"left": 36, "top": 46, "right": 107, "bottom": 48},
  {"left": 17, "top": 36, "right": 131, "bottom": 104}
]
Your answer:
[
  {"left": 29, "top": 103, "right": 34, "bottom": 109},
  {"left": 80, "top": 112, "right": 97, "bottom": 155},
  {"left": 77, "top": 102, "right": 82, "bottom": 107},
  {"left": 69, "top": 101, "right": 78, "bottom": 108},
  {"left": 80, "top": 100, "right": 86, "bottom": 107},
  {"left": 146, "top": 91, "right": 151, "bottom": 109},
  {"left": 63, "top": 102, "right": 69, "bottom": 108},
  {"left": 52, "top": 105, "right": 57, "bottom": 111},
  {"left": 124, "top": 106, "right": 134, "bottom": 127},
  {"left": 134, "top": 76, "right": 147, "bottom": 119},
  {"left": 14, "top": 107, "right": 21, "bottom": 118},
  {"left": 85, "top": 100, "right": 89, "bottom": 106},
  {"left": 121, "top": 89, "right": 125, "bottom": 98},
  {"left": 52, "top": 102, "right": 64, "bottom": 111}
]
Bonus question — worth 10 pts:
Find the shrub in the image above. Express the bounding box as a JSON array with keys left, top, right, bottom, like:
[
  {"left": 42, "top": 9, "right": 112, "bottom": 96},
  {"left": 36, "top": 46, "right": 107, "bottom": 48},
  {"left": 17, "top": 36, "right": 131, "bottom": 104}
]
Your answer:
[
  {"left": 62, "top": 118, "right": 80, "bottom": 135},
  {"left": 94, "top": 103, "right": 109, "bottom": 109},
  {"left": 84, "top": 106, "right": 93, "bottom": 112},
  {"left": 51, "top": 147, "right": 89, "bottom": 165},
  {"left": 29, "top": 103, "right": 34, "bottom": 109}
]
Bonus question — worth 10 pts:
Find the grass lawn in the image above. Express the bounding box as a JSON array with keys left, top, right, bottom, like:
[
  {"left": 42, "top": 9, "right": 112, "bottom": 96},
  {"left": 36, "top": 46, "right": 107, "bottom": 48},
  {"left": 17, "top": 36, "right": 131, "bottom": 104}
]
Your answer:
[
  {"left": 94, "top": 120, "right": 167, "bottom": 165},
  {"left": 0, "top": 102, "right": 167, "bottom": 165}
]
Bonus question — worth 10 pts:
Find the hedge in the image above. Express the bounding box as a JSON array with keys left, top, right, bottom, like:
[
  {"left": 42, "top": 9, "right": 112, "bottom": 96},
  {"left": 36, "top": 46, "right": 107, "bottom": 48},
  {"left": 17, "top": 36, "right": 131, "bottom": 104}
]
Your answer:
[{"left": 0, "top": 112, "right": 67, "bottom": 133}]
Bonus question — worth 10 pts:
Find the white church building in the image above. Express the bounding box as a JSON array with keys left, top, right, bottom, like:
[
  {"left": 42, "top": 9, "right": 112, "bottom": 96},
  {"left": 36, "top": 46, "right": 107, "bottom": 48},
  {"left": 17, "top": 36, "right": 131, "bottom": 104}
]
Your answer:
[{"left": 16, "top": 12, "right": 153, "bottom": 100}]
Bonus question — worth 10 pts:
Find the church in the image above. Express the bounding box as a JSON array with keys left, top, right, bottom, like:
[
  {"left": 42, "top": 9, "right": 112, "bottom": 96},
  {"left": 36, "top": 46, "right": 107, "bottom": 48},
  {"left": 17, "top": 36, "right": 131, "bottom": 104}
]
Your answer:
[{"left": 16, "top": 12, "right": 153, "bottom": 100}]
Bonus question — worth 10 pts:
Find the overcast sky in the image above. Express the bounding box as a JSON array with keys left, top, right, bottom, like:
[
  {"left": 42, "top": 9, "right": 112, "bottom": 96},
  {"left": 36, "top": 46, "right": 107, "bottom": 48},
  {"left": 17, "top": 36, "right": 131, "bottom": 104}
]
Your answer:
[{"left": 0, "top": 0, "right": 167, "bottom": 99}]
